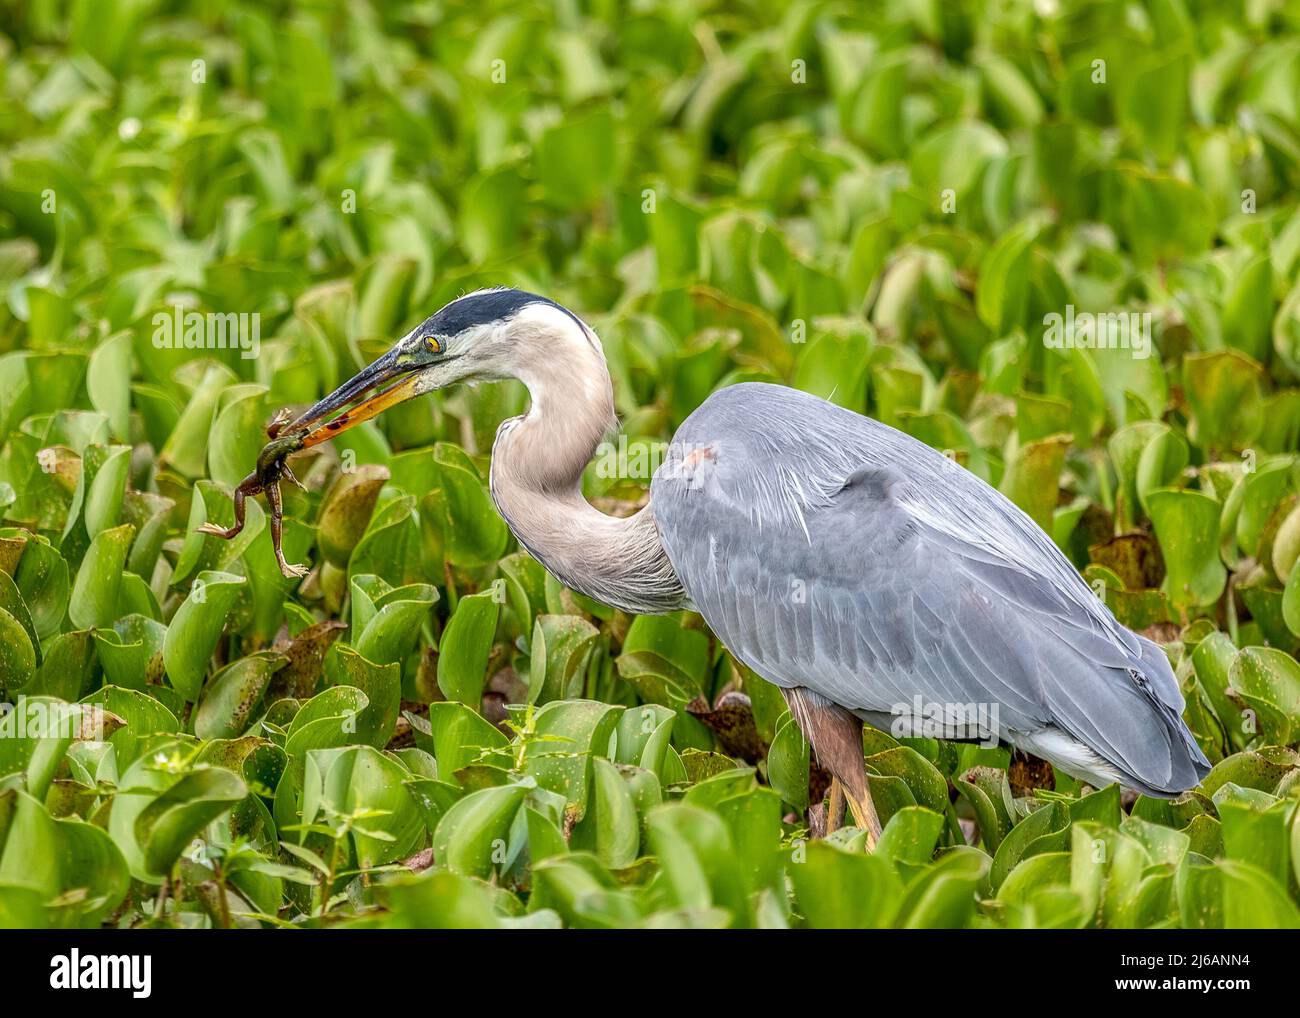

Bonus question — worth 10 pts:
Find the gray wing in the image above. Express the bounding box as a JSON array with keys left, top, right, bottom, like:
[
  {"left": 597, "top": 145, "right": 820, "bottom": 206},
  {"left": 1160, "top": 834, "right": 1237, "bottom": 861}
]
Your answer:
[{"left": 651, "top": 382, "right": 1209, "bottom": 795}]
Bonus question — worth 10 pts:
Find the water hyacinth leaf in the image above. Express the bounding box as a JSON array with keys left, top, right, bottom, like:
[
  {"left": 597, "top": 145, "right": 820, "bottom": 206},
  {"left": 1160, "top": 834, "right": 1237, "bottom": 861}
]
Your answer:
[
  {"left": 409, "top": 702, "right": 510, "bottom": 784},
  {"left": 647, "top": 803, "right": 750, "bottom": 926},
  {"left": 79, "top": 443, "right": 131, "bottom": 542},
  {"left": 353, "top": 581, "right": 437, "bottom": 666},
  {"left": 1146, "top": 489, "right": 1226, "bottom": 609},
  {"left": 0, "top": 790, "right": 129, "bottom": 927},
  {"left": 1273, "top": 503, "right": 1300, "bottom": 581},
  {"left": 173, "top": 480, "right": 266, "bottom": 585},
  {"left": 793, "top": 321, "right": 873, "bottom": 411},
  {"left": 1222, "top": 252, "right": 1273, "bottom": 362},
  {"left": 531, "top": 614, "right": 600, "bottom": 704},
  {"left": 613, "top": 703, "right": 676, "bottom": 779},
  {"left": 1191, "top": 633, "right": 1241, "bottom": 748},
  {"left": 1218, "top": 797, "right": 1293, "bottom": 886},
  {"left": 81, "top": 686, "right": 179, "bottom": 766},
  {"left": 537, "top": 105, "right": 617, "bottom": 207},
  {"left": 432, "top": 781, "right": 530, "bottom": 878},
  {"left": 349, "top": 494, "right": 419, "bottom": 584},
  {"left": 788, "top": 840, "right": 904, "bottom": 929},
  {"left": 162, "top": 571, "right": 248, "bottom": 700},
  {"left": 991, "top": 802, "right": 1070, "bottom": 891},
  {"left": 108, "top": 748, "right": 244, "bottom": 883},
  {"left": 976, "top": 218, "right": 1038, "bottom": 334},
  {"left": 497, "top": 552, "right": 547, "bottom": 643},
  {"left": 372, "top": 869, "right": 502, "bottom": 929},
  {"left": 283, "top": 686, "right": 370, "bottom": 758},
  {"left": 316, "top": 464, "right": 390, "bottom": 567},
  {"left": 1109, "top": 420, "right": 1167, "bottom": 527},
  {"left": 713, "top": 784, "right": 783, "bottom": 896},
  {"left": 571, "top": 757, "right": 640, "bottom": 869},
  {"left": 0, "top": 608, "right": 37, "bottom": 693},
  {"left": 865, "top": 746, "right": 950, "bottom": 817},
  {"left": 123, "top": 489, "right": 175, "bottom": 580},
  {"left": 157, "top": 363, "right": 233, "bottom": 478},
  {"left": 766, "top": 713, "right": 810, "bottom": 811},
  {"left": 954, "top": 767, "right": 1015, "bottom": 853},
  {"left": 10, "top": 534, "right": 68, "bottom": 641},
  {"left": 1218, "top": 860, "right": 1300, "bottom": 928},
  {"left": 0, "top": 572, "right": 38, "bottom": 663},
  {"left": 1134, "top": 426, "right": 1188, "bottom": 515},
  {"left": 614, "top": 648, "right": 699, "bottom": 714},
  {"left": 999, "top": 433, "right": 1070, "bottom": 532},
  {"left": 429, "top": 443, "right": 510, "bottom": 568},
  {"left": 243, "top": 514, "right": 313, "bottom": 641},
  {"left": 137, "top": 767, "right": 248, "bottom": 877},
  {"left": 25, "top": 626, "right": 95, "bottom": 702},
  {"left": 314, "top": 745, "right": 424, "bottom": 868},
  {"left": 622, "top": 614, "right": 710, "bottom": 687},
  {"left": 325, "top": 644, "right": 400, "bottom": 748},
  {"left": 1229, "top": 648, "right": 1300, "bottom": 744},
  {"left": 894, "top": 849, "right": 987, "bottom": 928},
  {"left": 273, "top": 619, "right": 348, "bottom": 701},
  {"left": 1116, "top": 165, "right": 1215, "bottom": 267},
  {"left": 195, "top": 650, "right": 288, "bottom": 741},
  {"left": 92, "top": 614, "right": 167, "bottom": 691},
  {"left": 1182, "top": 350, "right": 1264, "bottom": 453},
  {"left": 1235, "top": 459, "right": 1293, "bottom": 560},
  {"left": 997, "top": 852, "right": 1073, "bottom": 911},
  {"left": 1283, "top": 562, "right": 1300, "bottom": 638},
  {"left": 437, "top": 589, "right": 502, "bottom": 707},
  {"left": 68, "top": 523, "right": 134, "bottom": 629},
  {"left": 519, "top": 700, "right": 624, "bottom": 814},
  {"left": 208, "top": 383, "right": 270, "bottom": 487},
  {"left": 0, "top": 698, "right": 111, "bottom": 798}
]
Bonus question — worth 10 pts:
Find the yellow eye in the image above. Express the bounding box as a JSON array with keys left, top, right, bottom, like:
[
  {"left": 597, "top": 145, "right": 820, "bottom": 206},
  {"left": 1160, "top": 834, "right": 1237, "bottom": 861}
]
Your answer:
[{"left": 426, "top": 335, "right": 442, "bottom": 354}]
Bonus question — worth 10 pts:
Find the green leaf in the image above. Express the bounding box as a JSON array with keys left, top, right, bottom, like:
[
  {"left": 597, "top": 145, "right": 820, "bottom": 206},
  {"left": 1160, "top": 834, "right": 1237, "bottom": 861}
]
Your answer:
[
  {"left": 68, "top": 523, "right": 134, "bottom": 629},
  {"left": 437, "top": 589, "right": 502, "bottom": 707},
  {"left": 432, "top": 782, "right": 530, "bottom": 878},
  {"left": 1146, "top": 489, "right": 1227, "bottom": 609},
  {"left": 162, "top": 571, "right": 247, "bottom": 701}
]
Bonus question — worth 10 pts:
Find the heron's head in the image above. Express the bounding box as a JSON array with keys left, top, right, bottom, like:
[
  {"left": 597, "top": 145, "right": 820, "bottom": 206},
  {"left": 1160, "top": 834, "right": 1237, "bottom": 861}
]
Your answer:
[{"left": 287, "top": 287, "right": 605, "bottom": 448}]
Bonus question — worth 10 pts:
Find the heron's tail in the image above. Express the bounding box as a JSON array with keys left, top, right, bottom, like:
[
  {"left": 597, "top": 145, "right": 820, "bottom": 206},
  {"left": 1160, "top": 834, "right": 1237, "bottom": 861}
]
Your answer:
[
  {"left": 1034, "top": 628, "right": 1211, "bottom": 799},
  {"left": 1122, "top": 634, "right": 1211, "bottom": 796}
]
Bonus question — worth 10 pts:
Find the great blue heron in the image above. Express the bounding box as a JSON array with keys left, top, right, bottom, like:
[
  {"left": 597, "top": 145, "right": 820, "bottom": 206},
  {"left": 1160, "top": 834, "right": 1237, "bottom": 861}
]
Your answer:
[{"left": 222, "top": 287, "right": 1211, "bottom": 843}]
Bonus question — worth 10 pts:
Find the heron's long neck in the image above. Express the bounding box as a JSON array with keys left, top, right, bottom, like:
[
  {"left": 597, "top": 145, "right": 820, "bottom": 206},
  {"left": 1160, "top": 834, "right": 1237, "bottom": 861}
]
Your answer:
[{"left": 489, "top": 349, "right": 685, "bottom": 615}]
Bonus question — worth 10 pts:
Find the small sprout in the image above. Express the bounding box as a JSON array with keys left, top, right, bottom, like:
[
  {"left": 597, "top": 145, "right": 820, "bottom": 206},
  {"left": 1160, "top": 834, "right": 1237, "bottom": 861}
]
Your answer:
[{"left": 196, "top": 407, "right": 311, "bottom": 578}]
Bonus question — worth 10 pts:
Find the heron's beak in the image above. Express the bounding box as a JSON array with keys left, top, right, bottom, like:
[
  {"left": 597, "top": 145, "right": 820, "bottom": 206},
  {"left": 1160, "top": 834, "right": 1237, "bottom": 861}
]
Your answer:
[{"left": 286, "top": 346, "right": 426, "bottom": 449}]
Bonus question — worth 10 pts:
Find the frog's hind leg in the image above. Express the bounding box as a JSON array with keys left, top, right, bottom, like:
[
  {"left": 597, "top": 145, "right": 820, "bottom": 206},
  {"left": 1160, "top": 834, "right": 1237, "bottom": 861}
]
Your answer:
[
  {"left": 196, "top": 479, "right": 252, "bottom": 539},
  {"left": 268, "top": 481, "right": 309, "bottom": 579}
]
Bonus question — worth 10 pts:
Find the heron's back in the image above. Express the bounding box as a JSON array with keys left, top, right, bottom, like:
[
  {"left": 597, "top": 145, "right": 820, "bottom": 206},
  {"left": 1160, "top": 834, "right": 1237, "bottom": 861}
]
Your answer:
[{"left": 652, "top": 382, "right": 1209, "bottom": 796}]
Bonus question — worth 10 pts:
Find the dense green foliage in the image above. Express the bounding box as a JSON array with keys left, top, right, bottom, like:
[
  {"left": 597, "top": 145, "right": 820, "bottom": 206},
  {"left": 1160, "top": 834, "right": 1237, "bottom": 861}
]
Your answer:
[{"left": 2, "top": 0, "right": 1300, "bottom": 929}]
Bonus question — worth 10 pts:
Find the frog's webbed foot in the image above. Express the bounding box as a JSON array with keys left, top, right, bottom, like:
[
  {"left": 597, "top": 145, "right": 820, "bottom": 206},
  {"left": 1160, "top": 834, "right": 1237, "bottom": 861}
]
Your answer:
[
  {"left": 196, "top": 521, "right": 242, "bottom": 539},
  {"left": 276, "top": 553, "right": 310, "bottom": 579}
]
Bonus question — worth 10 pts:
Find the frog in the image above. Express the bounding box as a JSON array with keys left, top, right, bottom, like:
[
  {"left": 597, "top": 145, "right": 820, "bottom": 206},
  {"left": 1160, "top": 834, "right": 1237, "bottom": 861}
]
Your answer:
[{"left": 196, "top": 407, "right": 311, "bottom": 578}]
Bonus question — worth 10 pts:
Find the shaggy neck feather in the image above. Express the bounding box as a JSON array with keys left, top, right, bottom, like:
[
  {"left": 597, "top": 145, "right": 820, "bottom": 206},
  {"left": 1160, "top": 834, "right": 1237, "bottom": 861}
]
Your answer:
[{"left": 488, "top": 336, "right": 685, "bottom": 615}]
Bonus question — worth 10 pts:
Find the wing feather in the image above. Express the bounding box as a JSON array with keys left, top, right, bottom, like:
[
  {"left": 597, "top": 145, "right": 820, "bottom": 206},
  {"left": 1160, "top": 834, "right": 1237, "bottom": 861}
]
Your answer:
[{"left": 652, "top": 383, "right": 1209, "bottom": 794}]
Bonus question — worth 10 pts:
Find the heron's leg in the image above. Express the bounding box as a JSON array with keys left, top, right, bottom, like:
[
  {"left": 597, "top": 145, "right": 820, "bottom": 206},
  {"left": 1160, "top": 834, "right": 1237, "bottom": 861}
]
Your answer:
[
  {"left": 783, "top": 686, "right": 883, "bottom": 848},
  {"left": 825, "top": 778, "right": 846, "bottom": 836}
]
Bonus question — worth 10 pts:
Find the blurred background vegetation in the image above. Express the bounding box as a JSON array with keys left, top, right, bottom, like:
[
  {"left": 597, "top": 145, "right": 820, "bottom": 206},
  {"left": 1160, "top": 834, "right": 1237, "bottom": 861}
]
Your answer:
[{"left": 1, "top": 0, "right": 1300, "bottom": 929}]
